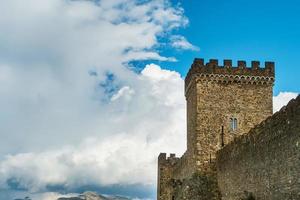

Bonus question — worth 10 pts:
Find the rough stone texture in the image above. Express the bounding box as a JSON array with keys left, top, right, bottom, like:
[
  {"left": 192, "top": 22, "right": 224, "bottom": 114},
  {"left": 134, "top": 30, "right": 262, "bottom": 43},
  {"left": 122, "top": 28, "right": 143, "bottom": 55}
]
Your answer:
[
  {"left": 157, "top": 153, "right": 180, "bottom": 200},
  {"left": 185, "top": 59, "right": 275, "bottom": 91},
  {"left": 187, "top": 59, "right": 274, "bottom": 173},
  {"left": 157, "top": 58, "right": 276, "bottom": 200},
  {"left": 173, "top": 172, "right": 221, "bottom": 200},
  {"left": 192, "top": 74, "right": 273, "bottom": 171},
  {"left": 217, "top": 95, "right": 300, "bottom": 200}
]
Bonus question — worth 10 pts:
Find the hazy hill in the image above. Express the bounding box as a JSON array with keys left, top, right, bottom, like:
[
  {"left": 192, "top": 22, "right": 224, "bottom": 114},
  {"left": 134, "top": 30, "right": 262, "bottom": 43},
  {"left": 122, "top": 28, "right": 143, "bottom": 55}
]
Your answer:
[
  {"left": 57, "top": 191, "right": 131, "bottom": 200},
  {"left": 14, "top": 192, "right": 131, "bottom": 200}
]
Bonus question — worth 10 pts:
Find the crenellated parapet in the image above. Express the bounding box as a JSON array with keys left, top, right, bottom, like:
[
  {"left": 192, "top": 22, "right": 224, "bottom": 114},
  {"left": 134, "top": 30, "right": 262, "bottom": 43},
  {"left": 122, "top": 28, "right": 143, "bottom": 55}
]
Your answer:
[
  {"left": 158, "top": 153, "right": 180, "bottom": 166},
  {"left": 157, "top": 153, "right": 180, "bottom": 200},
  {"left": 185, "top": 58, "right": 275, "bottom": 95}
]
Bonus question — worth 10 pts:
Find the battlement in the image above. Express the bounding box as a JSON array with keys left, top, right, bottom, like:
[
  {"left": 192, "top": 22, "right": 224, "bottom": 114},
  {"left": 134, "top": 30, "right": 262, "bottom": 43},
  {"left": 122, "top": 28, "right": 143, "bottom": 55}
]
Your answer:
[
  {"left": 158, "top": 153, "right": 180, "bottom": 166},
  {"left": 185, "top": 58, "right": 275, "bottom": 94}
]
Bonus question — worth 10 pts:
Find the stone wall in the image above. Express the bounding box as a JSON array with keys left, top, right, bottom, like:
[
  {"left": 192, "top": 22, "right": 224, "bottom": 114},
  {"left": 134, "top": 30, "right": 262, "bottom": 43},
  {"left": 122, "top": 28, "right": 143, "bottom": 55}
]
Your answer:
[
  {"left": 185, "top": 59, "right": 275, "bottom": 90},
  {"left": 185, "top": 80, "right": 198, "bottom": 176},
  {"left": 173, "top": 172, "right": 221, "bottom": 200},
  {"left": 157, "top": 58, "right": 277, "bottom": 200},
  {"left": 194, "top": 79, "right": 273, "bottom": 170},
  {"left": 157, "top": 153, "right": 179, "bottom": 200},
  {"left": 185, "top": 59, "right": 274, "bottom": 172},
  {"left": 217, "top": 95, "right": 300, "bottom": 200}
]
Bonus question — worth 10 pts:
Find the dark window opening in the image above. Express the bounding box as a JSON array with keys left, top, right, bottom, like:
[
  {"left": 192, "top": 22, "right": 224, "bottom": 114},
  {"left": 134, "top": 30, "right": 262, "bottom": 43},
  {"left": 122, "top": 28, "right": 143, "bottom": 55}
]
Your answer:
[{"left": 230, "top": 118, "right": 238, "bottom": 131}]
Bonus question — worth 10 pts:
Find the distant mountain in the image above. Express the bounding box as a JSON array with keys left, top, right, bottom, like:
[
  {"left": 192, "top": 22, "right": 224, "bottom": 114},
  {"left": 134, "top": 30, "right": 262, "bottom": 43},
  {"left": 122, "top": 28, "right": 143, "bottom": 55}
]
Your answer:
[
  {"left": 14, "top": 197, "right": 31, "bottom": 200},
  {"left": 57, "top": 192, "right": 131, "bottom": 200},
  {"left": 13, "top": 191, "right": 131, "bottom": 200}
]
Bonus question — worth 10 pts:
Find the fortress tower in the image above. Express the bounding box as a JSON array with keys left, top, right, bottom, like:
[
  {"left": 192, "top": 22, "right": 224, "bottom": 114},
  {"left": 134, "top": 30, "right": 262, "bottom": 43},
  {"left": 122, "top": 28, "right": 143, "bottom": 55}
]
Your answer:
[
  {"left": 185, "top": 58, "right": 274, "bottom": 171},
  {"left": 158, "top": 58, "right": 275, "bottom": 200}
]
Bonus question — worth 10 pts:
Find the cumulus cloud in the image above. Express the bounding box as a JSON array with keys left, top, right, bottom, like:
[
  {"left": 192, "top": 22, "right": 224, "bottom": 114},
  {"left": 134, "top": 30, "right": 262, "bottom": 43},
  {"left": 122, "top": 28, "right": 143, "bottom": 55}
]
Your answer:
[
  {"left": 111, "top": 86, "right": 135, "bottom": 102},
  {"left": 273, "top": 92, "right": 298, "bottom": 112},
  {"left": 170, "top": 35, "right": 200, "bottom": 51},
  {"left": 0, "top": 0, "right": 188, "bottom": 153},
  {"left": 0, "top": 64, "right": 186, "bottom": 198},
  {"left": 0, "top": 0, "right": 188, "bottom": 198}
]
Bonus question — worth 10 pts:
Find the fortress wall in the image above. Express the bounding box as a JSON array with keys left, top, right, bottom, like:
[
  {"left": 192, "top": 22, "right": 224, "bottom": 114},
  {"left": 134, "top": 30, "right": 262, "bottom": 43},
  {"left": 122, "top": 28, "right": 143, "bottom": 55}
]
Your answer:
[
  {"left": 157, "top": 152, "right": 194, "bottom": 200},
  {"left": 185, "top": 59, "right": 274, "bottom": 172},
  {"left": 157, "top": 153, "right": 179, "bottom": 200},
  {"left": 172, "top": 152, "right": 193, "bottom": 180},
  {"left": 217, "top": 95, "right": 300, "bottom": 200},
  {"left": 194, "top": 80, "right": 273, "bottom": 170}
]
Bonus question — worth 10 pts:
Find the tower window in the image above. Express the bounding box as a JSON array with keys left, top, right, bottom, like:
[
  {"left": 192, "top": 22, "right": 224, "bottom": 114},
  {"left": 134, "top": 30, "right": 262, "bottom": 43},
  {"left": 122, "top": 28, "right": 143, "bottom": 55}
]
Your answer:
[{"left": 230, "top": 118, "right": 238, "bottom": 131}]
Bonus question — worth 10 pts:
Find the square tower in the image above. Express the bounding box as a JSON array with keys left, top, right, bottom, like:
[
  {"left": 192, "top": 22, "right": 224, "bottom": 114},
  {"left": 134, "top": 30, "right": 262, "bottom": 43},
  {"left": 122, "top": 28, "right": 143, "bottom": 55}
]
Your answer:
[{"left": 185, "top": 59, "right": 275, "bottom": 171}]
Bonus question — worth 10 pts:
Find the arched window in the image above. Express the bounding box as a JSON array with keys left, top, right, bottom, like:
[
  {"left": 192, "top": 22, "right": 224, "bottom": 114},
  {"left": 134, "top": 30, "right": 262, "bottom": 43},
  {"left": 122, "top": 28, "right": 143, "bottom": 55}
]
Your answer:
[{"left": 230, "top": 118, "right": 238, "bottom": 131}]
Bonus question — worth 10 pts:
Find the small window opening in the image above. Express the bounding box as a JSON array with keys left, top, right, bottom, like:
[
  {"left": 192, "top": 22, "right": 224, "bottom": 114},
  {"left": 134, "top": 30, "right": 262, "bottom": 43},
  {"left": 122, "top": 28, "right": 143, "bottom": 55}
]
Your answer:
[{"left": 230, "top": 118, "right": 238, "bottom": 131}]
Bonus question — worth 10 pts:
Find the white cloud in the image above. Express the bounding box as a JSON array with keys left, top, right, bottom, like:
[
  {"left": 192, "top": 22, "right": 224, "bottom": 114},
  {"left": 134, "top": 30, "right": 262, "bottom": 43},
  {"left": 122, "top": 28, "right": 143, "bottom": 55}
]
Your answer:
[
  {"left": 0, "top": 0, "right": 188, "bottom": 198},
  {"left": 111, "top": 86, "right": 135, "bottom": 102},
  {"left": 0, "top": 0, "right": 187, "bottom": 153},
  {"left": 123, "top": 51, "right": 177, "bottom": 62},
  {"left": 0, "top": 64, "right": 186, "bottom": 195},
  {"left": 170, "top": 35, "right": 200, "bottom": 51},
  {"left": 273, "top": 92, "right": 298, "bottom": 112}
]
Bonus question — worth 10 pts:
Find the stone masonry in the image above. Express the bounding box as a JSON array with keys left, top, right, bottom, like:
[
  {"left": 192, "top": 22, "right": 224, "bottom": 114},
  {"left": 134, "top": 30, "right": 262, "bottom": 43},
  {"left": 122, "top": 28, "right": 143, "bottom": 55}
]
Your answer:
[
  {"left": 217, "top": 95, "right": 300, "bottom": 200},
  {"left": 157, "top": 58, "right": 300, "bottom": 200}
]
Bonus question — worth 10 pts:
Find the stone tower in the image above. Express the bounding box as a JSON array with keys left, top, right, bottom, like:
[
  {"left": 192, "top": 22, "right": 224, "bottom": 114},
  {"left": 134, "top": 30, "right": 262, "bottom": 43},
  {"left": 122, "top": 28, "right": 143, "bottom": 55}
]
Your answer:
[
  {"left": 157, "top": 58, "right": 275, "bottom": 200},
  {"left": 185, "top": 59, "right": 275, "bottom": 172}
]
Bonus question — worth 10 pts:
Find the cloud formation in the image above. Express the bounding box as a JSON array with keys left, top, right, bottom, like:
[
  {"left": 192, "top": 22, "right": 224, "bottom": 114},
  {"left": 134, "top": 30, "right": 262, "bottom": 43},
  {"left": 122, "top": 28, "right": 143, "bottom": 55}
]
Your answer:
[
  {"left": 0, "top": 0, "right": 188, "bottom": 154},
  {"left": 273, "top": 92, "right": 298, "bottom": 113},
  {"left": 0, "top": 64, "right": 186, "bottom": 199},
  {"left": 0, "top": 0, "right": 188, "bottom": 198},
  {"left": 170, "top": 35, "right": 200, "bottom": 51}
]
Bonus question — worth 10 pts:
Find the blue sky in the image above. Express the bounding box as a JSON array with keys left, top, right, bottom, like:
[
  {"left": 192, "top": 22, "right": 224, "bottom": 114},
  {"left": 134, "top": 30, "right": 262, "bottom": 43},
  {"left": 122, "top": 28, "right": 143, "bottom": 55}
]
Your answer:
[{"left": 157, "top": 0, "right": 300, "bottom": 95}]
